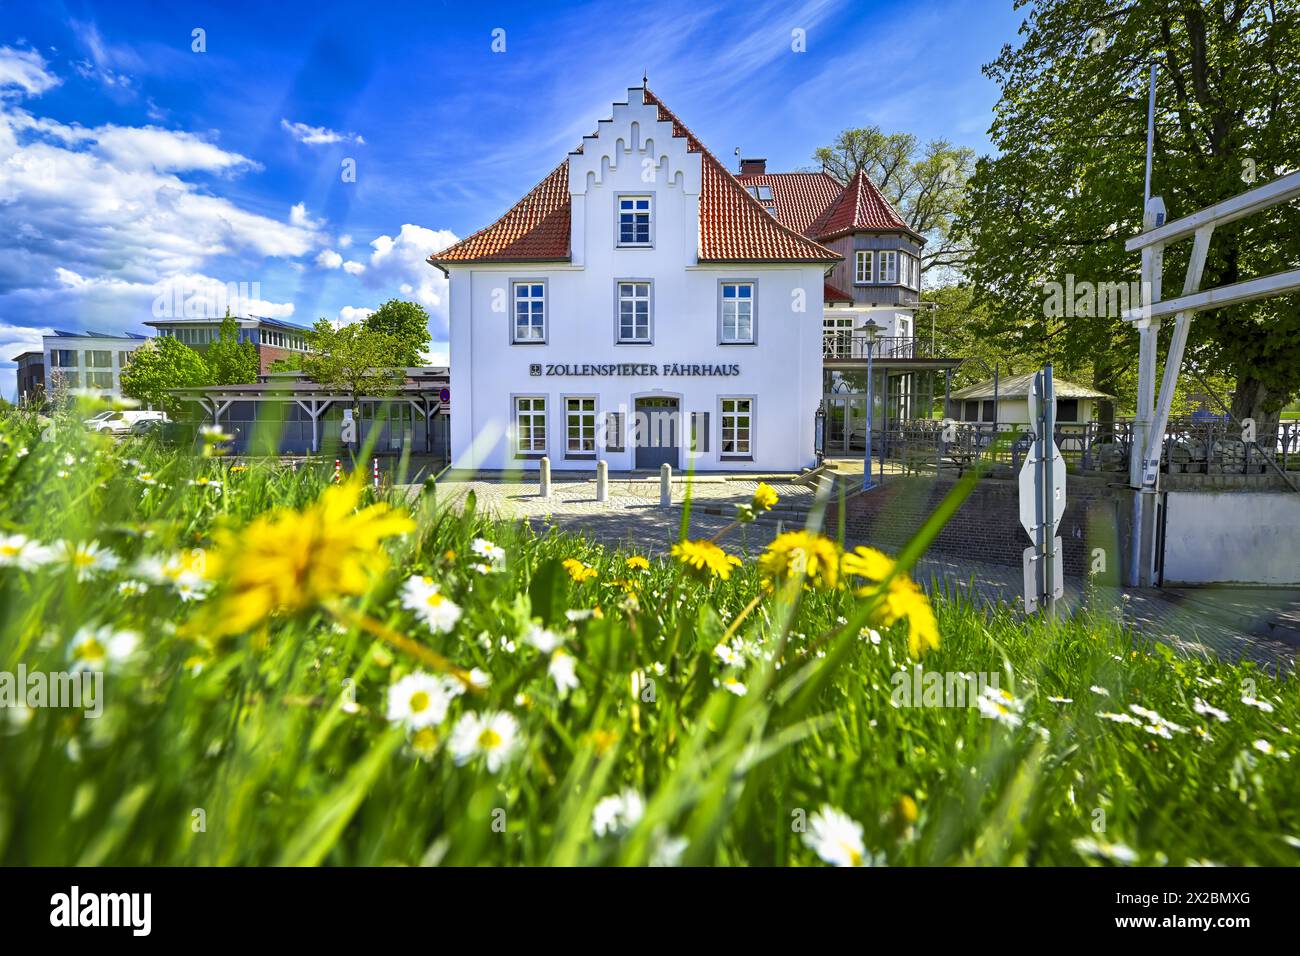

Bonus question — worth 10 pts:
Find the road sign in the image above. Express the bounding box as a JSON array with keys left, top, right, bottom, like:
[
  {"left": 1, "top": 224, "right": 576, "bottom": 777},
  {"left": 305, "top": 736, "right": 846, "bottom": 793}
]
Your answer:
[
  {"left": 1018, "top": 441, "right": 1065, "bottom": 537},
  {"left": 1022, "top": 541, "right": 1064, "bottom": 614}
]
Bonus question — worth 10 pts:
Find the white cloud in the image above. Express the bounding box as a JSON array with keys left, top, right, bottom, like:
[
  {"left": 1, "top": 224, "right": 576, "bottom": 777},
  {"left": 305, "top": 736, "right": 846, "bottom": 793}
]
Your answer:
[
  {"left": 342, "top": 260, "right": 366, "bottom": 276},
  {"left": 280, "top": 118, "right": 365, "bottom": 146},
  {"left": 338, "top": 306, "right": 374, "bottom": 324},
  {"left": 363, "top": 224, "right": 459, "bottom": 335},
  {"left": 338, "top": 234, "right": 352, "bottom": 248},
  {"left": 92, "top": 125, "right": 260, "bottom": 174},
  {"left": 0, "top": 46, "right": 60, "bottom": 97},
  {"left": 315, "top": 249, "right": 343, "bottom": 269},
  {"left": 290, "top": 202, "right": 325, "bottom": 229}
]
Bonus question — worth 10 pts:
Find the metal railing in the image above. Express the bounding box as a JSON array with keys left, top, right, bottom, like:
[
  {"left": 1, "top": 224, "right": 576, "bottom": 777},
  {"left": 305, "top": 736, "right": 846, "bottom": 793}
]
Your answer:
[{"left": 822, "top": 332, "right": 930, "bottom": 360}]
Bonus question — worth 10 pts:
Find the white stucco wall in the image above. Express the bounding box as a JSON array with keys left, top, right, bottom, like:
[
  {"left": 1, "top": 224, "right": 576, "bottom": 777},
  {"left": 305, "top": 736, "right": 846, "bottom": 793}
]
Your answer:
[
  {"left": 448, "top": 90, "right": 824, "bottom": 473},
  {"left": 1163, "top": 491, "right": 1300, "bottom": 585}
]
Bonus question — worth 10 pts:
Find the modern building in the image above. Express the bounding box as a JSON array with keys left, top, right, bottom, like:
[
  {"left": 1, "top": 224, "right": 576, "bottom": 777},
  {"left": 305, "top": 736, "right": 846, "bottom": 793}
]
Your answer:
[
  {"left": 949, "top": 372, "right": 1115, "bottom": 432},
  {"left": 733, "top": 161, "right": 964, "bottom": 458},
  {"left": 171, "top": 367, "right": 450, "bottom": 459},
  {"left": 431, "top": 86, "right": 842, "bottom": 473},
  {"left": 144, "top": 315, "right": 311, "bottom": 375},
  {"left": 42, "top": 330, "right": 151, "bottom": 399},
  {"left": 11, "top": 351, "right": 45, "bottom": 403}
]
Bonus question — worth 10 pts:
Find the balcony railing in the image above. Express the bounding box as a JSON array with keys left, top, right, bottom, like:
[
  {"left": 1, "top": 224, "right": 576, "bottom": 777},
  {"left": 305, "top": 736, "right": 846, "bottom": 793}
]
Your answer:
[{"left": 822, "top": 331, "right": 931, "bottom": 360}]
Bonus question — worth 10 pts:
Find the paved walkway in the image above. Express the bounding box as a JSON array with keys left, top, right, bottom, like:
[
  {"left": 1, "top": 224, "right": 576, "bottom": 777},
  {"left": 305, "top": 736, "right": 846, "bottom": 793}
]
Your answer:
[{"left": 430, "top": 476, "right": 1299, "bottom": 672}]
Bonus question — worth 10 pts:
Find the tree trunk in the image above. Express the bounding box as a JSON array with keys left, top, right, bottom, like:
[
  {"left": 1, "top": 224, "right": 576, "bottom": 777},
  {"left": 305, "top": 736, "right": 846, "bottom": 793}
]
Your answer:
[{"left": 1230, "top": 375, "right": 1282, "bottom": 441}]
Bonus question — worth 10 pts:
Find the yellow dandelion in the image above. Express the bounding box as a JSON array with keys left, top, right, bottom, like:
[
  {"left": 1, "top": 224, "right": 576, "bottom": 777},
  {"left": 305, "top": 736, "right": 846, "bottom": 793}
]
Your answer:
[
  {"left": 201, "top": 481, "right": 414, "bottom": 637},
  {"left": 751, "top": 482, "right": 779, "bottom": 512},
  {"left": 843, "top": 545, "right": 940, "bottom": 658},
  {"left": 625, "top": 555, "right": 650, "bottom": 571},
  {"left": 841, "top": 545, "right": 895, "bottom": 582},
  {"left": 757, "top": 530, "right": 840, "bottom": 589},
  {"left": 671, "top": 539, "right": 742, "bottom": 581},
  {"left": 562, "top": 557, "right": 598, "bottom": 583}
]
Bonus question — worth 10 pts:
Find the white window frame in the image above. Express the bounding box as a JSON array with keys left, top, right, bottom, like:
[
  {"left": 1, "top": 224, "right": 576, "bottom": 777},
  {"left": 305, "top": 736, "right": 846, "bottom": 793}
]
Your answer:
[
  {"left": 718, "top": 281, "right": 755, "bottom": 344},
  {"left": 855, "top": 250, "right": 872, "bottom": 284},
  {"left": 513, "top": 395, "right": 548, "bottom": 457},
  {"left": 877, "top": 250, "right": 899, "bottom": 284},
  {"left": 719, "top": 396, "right": 755, "bottom": 460},
  {"left": 563, "top": 396, "right": 597, "bottom": 459},
  {"left": 616, "top": 194, "right": 654, "bottom": 248},
  {"left": 616, "top": 280, "right": 653, "bottom": 344},
  {"left": 512, "top": 280, "right": 547, "bottom": 344}
]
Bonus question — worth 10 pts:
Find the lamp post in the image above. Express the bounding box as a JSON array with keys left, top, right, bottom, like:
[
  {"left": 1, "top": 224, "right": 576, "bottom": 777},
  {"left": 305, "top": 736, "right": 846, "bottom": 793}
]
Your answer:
[{"left": 859, "top": 317, "right": 880, "bottom": 492}]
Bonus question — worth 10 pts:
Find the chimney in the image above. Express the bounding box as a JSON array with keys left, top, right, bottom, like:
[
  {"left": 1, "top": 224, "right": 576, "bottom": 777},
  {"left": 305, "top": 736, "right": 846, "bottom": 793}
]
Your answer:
[{"left": 739, "top": 157, "right": 766, "bottom": 176}]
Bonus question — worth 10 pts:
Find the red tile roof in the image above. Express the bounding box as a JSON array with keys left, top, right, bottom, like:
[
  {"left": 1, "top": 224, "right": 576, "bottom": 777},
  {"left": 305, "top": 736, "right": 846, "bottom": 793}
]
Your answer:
[
  {"left": 823, "top": 280, "right": 854, "bottom": 304},
  {"left": 736, "top": 167, "right": 922, "bottom": 243},
  {"left": 430, "top": 88, "right": 840, "bottom": 268}
]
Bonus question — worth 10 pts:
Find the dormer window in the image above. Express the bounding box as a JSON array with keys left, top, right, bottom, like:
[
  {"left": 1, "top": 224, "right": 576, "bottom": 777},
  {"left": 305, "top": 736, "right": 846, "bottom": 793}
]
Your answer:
[
  {"left": 744, "top": 185, "right": 773, "bottom": 201},
  {"left": 617, "top": 195, "right": 653, "bottom": 247}
]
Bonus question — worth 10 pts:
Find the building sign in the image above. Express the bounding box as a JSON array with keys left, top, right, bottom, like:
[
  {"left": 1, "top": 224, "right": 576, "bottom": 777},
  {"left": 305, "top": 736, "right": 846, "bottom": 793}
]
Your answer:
[{"left": 530, "top": 362, "right": 740, "bottom": 377}]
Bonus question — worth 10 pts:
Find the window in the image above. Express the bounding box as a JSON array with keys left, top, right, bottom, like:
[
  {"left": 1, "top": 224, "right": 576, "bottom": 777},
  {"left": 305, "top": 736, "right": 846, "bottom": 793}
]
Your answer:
[
  {"left": 565, "top": 398, "right": 596, "bottom": 458},
  {"left": 982, "top": 399, "right": 996, "bottom": 422},
  {"left": 1055, "top": 399, "right": 1080, "bottom": 423},
  {"left": 89, "top": 371, "right": 114, "bottom": 389},
  {"left": 720, "top": 282, "right": 754, "bottom": 343},
  {"left": 744, "top": 184, "right": 773, "bottom": 201},
  {"left": 877, "top": 251, "right": 899, "bottom": 284},
  {"left": 86, "top": 350, "right": 112, "bottom": 368},
  {"left": 963, "top": 400, "right": 979, "bottom": 421},
  {"left": 603, "top": 411, "right": 625, "bottom": 452},
  {"left": 51, "top": 349, "right": 77, "bottom": 368},
  {"left": 908, "top": 254, "right": 921, "bottom": 289},
  {"left": 617, "top": 281, "right": 652, "bottom": 343},
  {"left": 720, "top": 398, "right": 752, "bottom": 458},
  {"left": 618, "top": 195, "right": 652, "bottom": 246},
  {"left": 855, "top": 251, "right": 872, "bottom": 284},
  {"left": 514, "top": 397, "right": 547, "bottom": 456},
  {"left": 57, "top": 372, "right": 81, "bottom": 388},
  {"left": 119, "top": 351, "right": 133, "bottom": 367},
  {"left": 513, "top": 282, "right": 546, "bottom": 343}
]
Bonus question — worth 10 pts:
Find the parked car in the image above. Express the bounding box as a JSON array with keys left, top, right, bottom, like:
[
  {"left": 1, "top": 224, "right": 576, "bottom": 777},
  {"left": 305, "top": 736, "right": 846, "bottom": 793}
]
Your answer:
[
  {"left": 128, "top": 418, "right": 200, "bottom": 447},
  {"left": 84, "top": 410, "right": 168, "bottom": 435}
]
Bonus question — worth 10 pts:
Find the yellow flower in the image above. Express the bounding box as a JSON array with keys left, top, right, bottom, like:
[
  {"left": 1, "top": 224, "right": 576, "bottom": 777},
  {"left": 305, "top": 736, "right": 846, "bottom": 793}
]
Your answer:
[
  {"left": 751, "top": 482, "right": 779, "bottom": 512},
  {"left": 562, "top": 557, "right": 598, "bottom": 583},
  {"left": 202, "top": 481, "right": 414, "bottom": 637},
  {"left": 757, "top": 531, "right": 840, "bottom": 589},
  {"left": 625, "top": 555, "right": 650, "bottom": 571},
  {"left": 671, "top": 539, "right": 742, "bottom": 581},
  {"left": 842, "top": 546, "right": 940, "bottom": 658}
]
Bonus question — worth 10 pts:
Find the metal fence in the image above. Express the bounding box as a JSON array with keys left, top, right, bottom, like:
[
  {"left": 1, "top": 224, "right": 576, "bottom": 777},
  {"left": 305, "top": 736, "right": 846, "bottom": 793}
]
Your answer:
[{"left": 822, "top": 332, "right": 930, "bottom": 360}]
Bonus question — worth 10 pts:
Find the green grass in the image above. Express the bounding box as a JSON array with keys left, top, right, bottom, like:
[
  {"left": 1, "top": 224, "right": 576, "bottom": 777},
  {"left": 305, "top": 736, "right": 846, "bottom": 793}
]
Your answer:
[{"left": 0, "top": 400, "right": 1297, "bottom": 866}]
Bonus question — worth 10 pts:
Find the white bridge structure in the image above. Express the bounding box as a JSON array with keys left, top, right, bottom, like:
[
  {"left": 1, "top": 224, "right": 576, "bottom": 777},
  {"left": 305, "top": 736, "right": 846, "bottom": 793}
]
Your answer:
[{"left": 1123, "top": 169, "right": 1300, "bottom": 586}]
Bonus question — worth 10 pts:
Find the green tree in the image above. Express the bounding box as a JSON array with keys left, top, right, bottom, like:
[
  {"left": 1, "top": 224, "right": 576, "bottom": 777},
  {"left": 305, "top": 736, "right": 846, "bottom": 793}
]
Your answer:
[
  {"left": 814, "top": 129, "right": 975, "bottom": 278},
  {"left": 364, "top": 299, "right": 432, "bottom": 368},
  {"left": 302, "top": 319, "right": 404, "bottom": 406},
  {"left": 119, "top": 337, "right": 211, "bottom": 416},
  {"left": 960, "top": 0, "right": 1300, "bottom": 431},
  {"left": 205, "top": 311, "right": 260, "bottom": 385}
]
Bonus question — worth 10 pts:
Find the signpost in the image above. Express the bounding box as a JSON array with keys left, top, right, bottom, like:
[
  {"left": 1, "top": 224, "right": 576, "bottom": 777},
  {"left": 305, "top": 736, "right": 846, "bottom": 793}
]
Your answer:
[{"left": 1019, "top": 365, "right": 1066, "bottom": 616}]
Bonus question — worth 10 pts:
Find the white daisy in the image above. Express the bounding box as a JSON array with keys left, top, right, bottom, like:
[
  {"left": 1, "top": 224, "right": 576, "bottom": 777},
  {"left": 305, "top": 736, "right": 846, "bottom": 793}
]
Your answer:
[
  {"left": 721, "top": 676, "right": 747, "bottom": 697},
  {"left": 0, "top": 533, "right": 55, "bottom": 571},
  {"left": 117, "top": 580, "right": 150, "bottom": 597},
  {"left": 523, "top": 623, "right": 564, "bottom": 653},
  {"left": 804, "top": 806, "right": 870, "bottom": 867},
  {"left": 714, "top": 643, "right": 742, "bottom": 667},
  {"left": 1072, "top": 837, "right": 1138, "bottom": 865},
  {"left": 549, "top": 650, "right": 579, "bottom": 698},
  {"left": 592, "top": 789, "right": 645, "bottom": 837},
  {"left": 386, "top": 672, "right": 457, "bottom": 730},
  {"left": 1241, "top": 695, "right": 1274, "bottom": 713},
  {"left": 977, "top": 686, "right": 1024, "bottom": 727},
  {"left": 1193, "top": 698, "right": 1229, "bottom": 723},
  {"left": 470, "top": 538, "right": 506, "bottom": 570},
  {"left": 1046, "top": 695, "right": 1073, "bottom": 704},
  {"left": 649, "top": 831, "right": 689, "bottom": 867},
  {"left": 1253, "top": 739, "right": 1276, "bottom": 756},
  {"left": 467, "top": 668, "right": 491, "bottom": 690},
  {"left": 401, "top": 576, "right": 462, "bottom": 634},
  {"left": 1098, "top": 711, "right": 1140, "bottom": 725},
  {"left": 69, "top": 625, "right": 139, "bottom": 671},
  {"left": 1089, "top": 685, "right": 1110, "bottom": 697},
  {"left": 449, "top": 711, "right": 521, "bottom": 772},
  {"left": 56, "top": 540, "right": 120, "bottom": 581}
]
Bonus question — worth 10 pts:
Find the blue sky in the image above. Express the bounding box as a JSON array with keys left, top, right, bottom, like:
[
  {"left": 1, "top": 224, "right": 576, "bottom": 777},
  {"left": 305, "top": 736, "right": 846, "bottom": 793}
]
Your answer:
[{"left": 0, "top": 0, "right": 1026, "bottom": 398}]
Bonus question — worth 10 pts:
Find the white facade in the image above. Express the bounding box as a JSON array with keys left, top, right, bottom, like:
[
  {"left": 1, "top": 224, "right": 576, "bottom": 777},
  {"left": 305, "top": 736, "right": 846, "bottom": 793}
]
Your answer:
[
  {"left": 446, "top": 91, "right": 827, "bottom": 472},
  {"left": 43, "top": 333, "right": 148, "bottom": 399}
]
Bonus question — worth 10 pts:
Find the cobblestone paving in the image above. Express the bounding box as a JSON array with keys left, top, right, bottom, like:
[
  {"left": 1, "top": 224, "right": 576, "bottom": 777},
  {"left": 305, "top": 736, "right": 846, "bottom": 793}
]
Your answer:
[{"left": 430, "top": 477, "right": 1298, "bottom": 672}]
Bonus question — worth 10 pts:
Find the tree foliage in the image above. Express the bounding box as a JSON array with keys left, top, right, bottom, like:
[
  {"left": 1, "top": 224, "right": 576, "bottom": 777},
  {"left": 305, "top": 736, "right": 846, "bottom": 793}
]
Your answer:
[
  {"left": 814, "top": 128, "right": 975, "bottom": 278},
  {"left": 960, "top": 0, "right": 1300, "bottom": 428},
  {"left": 119, "top": 337, "right": 211, "bottom": 416},
  {"left": 364, "top": 299, "right": 432, "bottom": 368},
  {"left": 205, "top": 311, "right": 260, "bottom": 386},
  {"left": 302, "top": 319, "right": 404, "bottom": 403}
]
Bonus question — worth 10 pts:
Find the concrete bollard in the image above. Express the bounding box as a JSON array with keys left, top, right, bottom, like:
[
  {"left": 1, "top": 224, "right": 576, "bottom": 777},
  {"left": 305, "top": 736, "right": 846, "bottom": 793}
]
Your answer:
[
  {"left": 539, "top": 456, "right": 551, "bottom": 498},
  {"left": 660, "top": 462, "right": 672, "bottom": 507},
  {"left": 595, "top": 459, "right": 608, "bottom": 503}
]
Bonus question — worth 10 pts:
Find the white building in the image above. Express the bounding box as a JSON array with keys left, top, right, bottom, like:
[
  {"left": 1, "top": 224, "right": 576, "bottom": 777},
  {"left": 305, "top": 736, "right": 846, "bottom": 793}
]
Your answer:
[
  {"left": 949, "top": 372, "right": 1116, "bottom": 433},
  {"left": 43, "top": 330, "right": 151, "bottom": 399},
  {"left": 431, "top": 86, "right": 841, "bottom": 472}
]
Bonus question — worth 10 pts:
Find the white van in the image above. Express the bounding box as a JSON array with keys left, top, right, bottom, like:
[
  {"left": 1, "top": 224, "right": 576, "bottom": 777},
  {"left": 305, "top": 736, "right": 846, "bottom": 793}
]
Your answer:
[{"left": 83, "top": 410, "right": 169, "bottom": 435}]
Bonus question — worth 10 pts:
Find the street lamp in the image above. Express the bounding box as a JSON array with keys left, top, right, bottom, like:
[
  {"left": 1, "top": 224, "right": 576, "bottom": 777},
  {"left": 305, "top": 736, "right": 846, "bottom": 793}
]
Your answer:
[{"left": 859, "top": 317, "right": 880, "bottom": 491}]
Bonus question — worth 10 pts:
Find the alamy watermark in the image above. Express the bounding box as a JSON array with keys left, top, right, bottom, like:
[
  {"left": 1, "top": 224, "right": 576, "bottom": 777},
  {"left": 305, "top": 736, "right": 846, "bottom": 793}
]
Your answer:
[
  {"left": 0, "top": 665, "right": 103, "bottom": 718},
  {"left": 1041, "top": 274, "right": 1149, "bottom": 320},
  {"left": 151, "top": 277, "right": 265, "bottom": 320},
  {"left": 891, "top": 666, "right": 1000, "bottom": 710}
]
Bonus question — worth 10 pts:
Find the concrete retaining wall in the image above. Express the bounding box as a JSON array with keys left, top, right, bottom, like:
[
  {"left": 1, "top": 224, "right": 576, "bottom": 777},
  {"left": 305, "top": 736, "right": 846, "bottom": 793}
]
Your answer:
[{"left": 1162, "top": 491, "right": 1300, "bottom": 585}]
